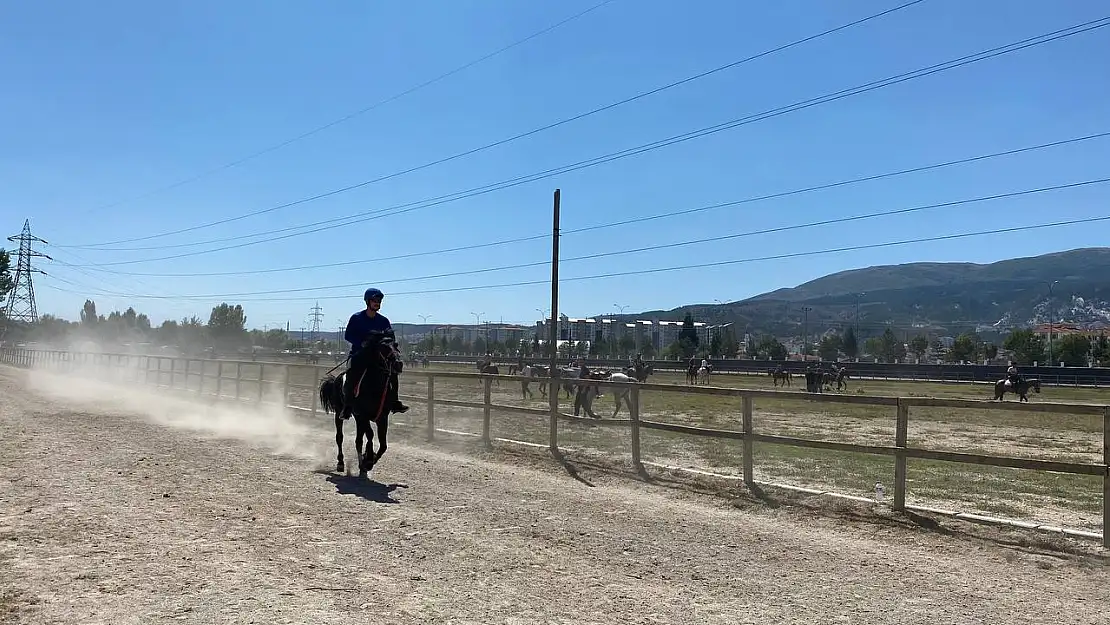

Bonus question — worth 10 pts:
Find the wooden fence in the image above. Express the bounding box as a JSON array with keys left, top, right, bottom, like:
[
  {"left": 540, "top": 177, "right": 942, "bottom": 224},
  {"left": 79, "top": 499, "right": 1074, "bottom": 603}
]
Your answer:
[{"left": 4, "top": 348, "right": 1108, "bottom": 546}]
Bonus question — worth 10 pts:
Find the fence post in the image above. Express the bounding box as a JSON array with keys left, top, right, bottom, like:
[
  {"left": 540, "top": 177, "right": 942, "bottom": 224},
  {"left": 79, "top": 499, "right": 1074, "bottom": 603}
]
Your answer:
[
  {"left": 482, "top": 377, "right": 492, "bottom": 448},
  {"left": 548, "top": 370, "right": 559, "bottom": 453},
  {"left": 310, "top": 365, "right": 320, "bottom": 417},
  {"left": 1103, "top": 406, "right": 1109, "bottom": 549},
  {"left": 742, "top": 394, "right": 754, "bottom": 488},
  {"left": 216, "top": 361, "right": 224, "bottom": 399},
  {"left": 630, "top": 385, "right": 642, "bottom": 471},
  {"left": 894, "top": 399, "right": 910, "bottom": 511},
  {"left": 257, "top": 364, "right": 265, "bottom": 403},
  {"left": 426, "top": 375, "right": 436, "bottom": 441},
  {"left": 281, "top": 365, "right": 290, "bottom": 409},
  {"left": 235, "top": 362, "right": 242, "bottom": 400}
]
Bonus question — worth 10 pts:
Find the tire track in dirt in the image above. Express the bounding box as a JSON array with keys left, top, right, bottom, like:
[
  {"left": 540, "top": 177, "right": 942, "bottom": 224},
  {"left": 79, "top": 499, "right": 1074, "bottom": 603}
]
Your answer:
[{"left": 1, "top": 366, "right": 1107, "bottom": 624}]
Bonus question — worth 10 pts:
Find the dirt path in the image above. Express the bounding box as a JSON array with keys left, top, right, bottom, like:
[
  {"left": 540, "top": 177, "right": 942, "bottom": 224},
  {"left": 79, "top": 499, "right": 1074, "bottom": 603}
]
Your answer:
[{"left": 1, "top": 366, "right": 1108, "bottom": 624}]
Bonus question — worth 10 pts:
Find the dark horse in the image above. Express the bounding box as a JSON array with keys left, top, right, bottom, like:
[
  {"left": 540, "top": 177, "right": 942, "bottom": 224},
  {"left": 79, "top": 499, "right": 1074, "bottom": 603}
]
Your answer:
[
  {"left": 993, "top": 376, "right": 1041, "bottom": 402},
  {"left": 318, "top": 335, "right": 403, "bottom": 478}
]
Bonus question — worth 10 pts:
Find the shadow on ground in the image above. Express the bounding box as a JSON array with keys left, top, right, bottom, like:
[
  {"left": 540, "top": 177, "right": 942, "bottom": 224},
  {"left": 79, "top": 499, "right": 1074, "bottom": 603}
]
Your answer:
[{"left": 321, "top": 472, "right": 407, "bottom": 504}]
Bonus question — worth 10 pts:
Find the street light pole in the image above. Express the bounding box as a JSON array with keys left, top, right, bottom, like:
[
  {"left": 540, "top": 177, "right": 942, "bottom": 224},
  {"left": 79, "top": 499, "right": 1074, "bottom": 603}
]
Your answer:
[{"left": 471, "top": 311, "right": 484, "bottom": 355}]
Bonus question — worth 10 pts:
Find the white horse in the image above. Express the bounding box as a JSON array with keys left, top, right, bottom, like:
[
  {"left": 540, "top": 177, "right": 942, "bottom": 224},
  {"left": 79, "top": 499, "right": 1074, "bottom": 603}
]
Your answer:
[
  {"left": 696, "top": 364, "right": 712, "bottom": 385},
  {"left": 601, "top": 372, "right": 637, "bottom": 417}
]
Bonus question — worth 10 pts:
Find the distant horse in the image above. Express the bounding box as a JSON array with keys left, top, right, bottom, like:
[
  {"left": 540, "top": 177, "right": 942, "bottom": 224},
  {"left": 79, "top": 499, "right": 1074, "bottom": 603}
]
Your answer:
[
  {"left": 685, "top": 363, "right": 699, "bottom": 385},
  {"left": 578, "top": 371, "right": 637, "bottom": 418},
  {"left": 994, "top": 377, "right": 1041, "bottom": 402},
  {"left": 476, "top": 360, "right": 500, "bottom": 387},
  {"left": 771, "top": 367, "right": 791, "bottom": 387},
  {"left": 623, "top": 362, "right": 654, "bottom": 383},
  {"left": 420, "top": 355, "right": 429, "bottom": 368},
  {"left": 318, "top": 334, "right": 402, "bottom": 478},
  {"left": 830, "top": 368, "right": 849, "bottom": 391},
  {"left": 696, "top": 364, "right": 713, "bottom": 385}
]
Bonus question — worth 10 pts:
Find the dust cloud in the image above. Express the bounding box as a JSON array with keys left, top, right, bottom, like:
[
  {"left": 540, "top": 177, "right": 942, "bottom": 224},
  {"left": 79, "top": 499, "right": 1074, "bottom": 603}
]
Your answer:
[{"left": 24, "top": 360, "right": 332, "bottom": 464}]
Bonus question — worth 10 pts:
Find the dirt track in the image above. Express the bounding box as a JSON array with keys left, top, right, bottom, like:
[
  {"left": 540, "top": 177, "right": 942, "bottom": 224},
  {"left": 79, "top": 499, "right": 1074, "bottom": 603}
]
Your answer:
[{"left": 1, "top": 366, "right": 1108, "bottom": 624}]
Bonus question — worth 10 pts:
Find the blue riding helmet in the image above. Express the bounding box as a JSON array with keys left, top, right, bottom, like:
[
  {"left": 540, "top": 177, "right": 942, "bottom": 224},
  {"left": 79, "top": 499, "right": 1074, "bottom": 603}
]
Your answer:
[{"left": 364, "top": 287, "right": 384, "bottom": 302}]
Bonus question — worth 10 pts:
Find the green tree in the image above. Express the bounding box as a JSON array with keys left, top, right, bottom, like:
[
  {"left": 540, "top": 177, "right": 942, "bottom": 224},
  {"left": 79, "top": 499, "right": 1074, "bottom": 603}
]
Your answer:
[
  {"left": 948, "top": 332, "right": 981, "bottom": 363},
  {"left": 709, "top": 330, "right": 723, "bottom": 358},
  {"left": 817, "top": 334, "right": 842, "bottom": 361},
  {"left": 80, "top": 299, "right": 98, "bottom": 327},
  {"left": 678, "top": 312, "right": 699, "bottom": 347},
  {"left": 754, "top": 335, "right": 787, "bottom": 360},
  {"left": 719, "top": 327, "right": 739, "bottom": 358},
  {"left": 1092, "top": 334, "right": 1110, "bottom": 367},
  {"left": 207, "top": 303, "right": 247, "bottom": 346},
  {"left": 865, "top": 328, "right": 905, "bottom": 362},
  {"left": 1051, "top": 334, "right": 1091, "bottom": 367},
  {"left": 1003, "top": 329, "right": 1047, "bottom": 365},
  {"left": 983, "top": 343, "right": 999, "bottom": 361},
  {"left": 841, "top": 326, "right": 859, "bottom": 360},
  {"left": 909, "top": 335, "right": 929, "bottom": 361}
]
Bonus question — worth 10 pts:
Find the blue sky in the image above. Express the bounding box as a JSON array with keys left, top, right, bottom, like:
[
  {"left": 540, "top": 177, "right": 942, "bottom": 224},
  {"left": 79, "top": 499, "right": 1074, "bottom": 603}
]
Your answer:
[{"left": 2, "top": 0, "right": 1108, "bottom": 332}]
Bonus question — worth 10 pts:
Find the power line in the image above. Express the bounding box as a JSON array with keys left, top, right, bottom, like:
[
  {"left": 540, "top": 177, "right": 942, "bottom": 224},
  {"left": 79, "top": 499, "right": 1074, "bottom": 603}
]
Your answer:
[
  {"left": 64, "top": 0, "right": 932, "bottom": 248},
  {"left": 74, "top": 0, "right": 621, "bottom": 218},
  {"left": 41, "top": 213, "right": 1110, "bottom": 303},
  {"left": 62, "top": 15, "right": 1110, "bottom": 264},
  {"left": 63, "top": 130, "right": 1110, "bottom": 278}
]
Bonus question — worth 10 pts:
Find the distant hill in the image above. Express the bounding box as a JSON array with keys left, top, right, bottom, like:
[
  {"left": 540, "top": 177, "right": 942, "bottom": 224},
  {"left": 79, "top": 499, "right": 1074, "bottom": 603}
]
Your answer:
[{"left": 627, "top": 248, "right": 1110, "bottom": 339}]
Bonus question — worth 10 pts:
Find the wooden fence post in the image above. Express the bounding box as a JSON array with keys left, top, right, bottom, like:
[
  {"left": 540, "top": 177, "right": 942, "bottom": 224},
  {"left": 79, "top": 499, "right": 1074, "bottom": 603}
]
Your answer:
[
  {"left": 216, "top": 361, "right": 224, "bottom": 399},
  {"left": 310, "top": 366, "right": 320, "bottom": 417},
  {"left": 482, "top": 377, "right": 492, "bottom": 448},
  {"left": 742, "top": 394, "right": 754, "bottom": 487},
  {"left": 894, "top": 399, "right": 910, "bottom": 511},
  {"left": 257, "top": 364, "right": 265, "bottom": 403},
  {"left": 630, "top": 385, "right": 642, "bottom": 470},
  {"left": 281, "top": 365, "right": 291, "bottom": 409},
  {"left": 1103, "top": 406, "right": 1109, "bottom": 549},
  {"left": 235, "top": 362, "right": 242, "bottom": 400},
  {"left": 426, "top": 375, "right": 436, "bottom": 441}
]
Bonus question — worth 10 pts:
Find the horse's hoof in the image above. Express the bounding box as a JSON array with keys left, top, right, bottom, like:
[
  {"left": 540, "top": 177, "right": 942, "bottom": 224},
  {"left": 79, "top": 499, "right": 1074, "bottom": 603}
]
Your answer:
[
  {"left": 336, "top": 461, "right": 346, "bottom": 473},
  {"left": 358, "top": 470, "right": 368, "bottom": 479}
]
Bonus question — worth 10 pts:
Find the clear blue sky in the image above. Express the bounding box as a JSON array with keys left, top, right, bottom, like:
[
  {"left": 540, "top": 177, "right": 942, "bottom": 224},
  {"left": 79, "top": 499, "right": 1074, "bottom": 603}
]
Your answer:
[{"left": 2, "top": 0, "right": 1108, "bottom": 332}]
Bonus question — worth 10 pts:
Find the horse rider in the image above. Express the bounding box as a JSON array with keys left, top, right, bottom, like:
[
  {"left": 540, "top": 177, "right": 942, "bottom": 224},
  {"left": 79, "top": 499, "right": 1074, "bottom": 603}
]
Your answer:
[
  {"left": 1006, "top": 361, "right": 1020, "bottom": 388},
  {"left": 573, "top": 357, "right": 593, "bottom": 417},
  {"left": 343, "top": 287, "right": 409, "bottom": 414}
]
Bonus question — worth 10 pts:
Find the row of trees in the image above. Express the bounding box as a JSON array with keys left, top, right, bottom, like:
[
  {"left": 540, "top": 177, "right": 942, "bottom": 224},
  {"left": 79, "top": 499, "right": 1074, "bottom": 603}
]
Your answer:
[{"left": 12, "top": 300, "right": 254, "bottom": 354}]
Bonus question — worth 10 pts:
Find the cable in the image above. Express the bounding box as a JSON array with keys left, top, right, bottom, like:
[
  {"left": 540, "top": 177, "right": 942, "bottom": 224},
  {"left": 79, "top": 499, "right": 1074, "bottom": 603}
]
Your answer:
[
  {"left": 46, "top": 193, "right": 1110, "bottom": 302},
  {"left": 67, "top": 166, "right": 1110, "bottom": 286},
  {"left": 66, "top": 0, "right": 932, "bottom": 248},
  {"left": 63, "top": 15, "right": 1110, "bottom": 265},
  {"left": 74, "top": 0, "right": 621, "bottom": 218}
]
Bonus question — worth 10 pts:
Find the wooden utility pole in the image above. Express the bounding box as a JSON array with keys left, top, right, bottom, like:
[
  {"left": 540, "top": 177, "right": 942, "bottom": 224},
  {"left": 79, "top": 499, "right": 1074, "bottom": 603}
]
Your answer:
[{"left": 548, "top": 189, "right": 561, "bottom": 452}]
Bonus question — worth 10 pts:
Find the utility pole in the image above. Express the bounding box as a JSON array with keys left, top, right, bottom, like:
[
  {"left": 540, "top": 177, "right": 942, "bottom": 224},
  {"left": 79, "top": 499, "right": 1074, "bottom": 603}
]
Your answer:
[
  {"left": 3, "top": 220, "right": 51, "bottom": 324},
  {"left": 548, "top": 189, "right": 561, "bottom": 453},
  {"left": 801, "top": 306, "right": 812, "bottom": 359}
]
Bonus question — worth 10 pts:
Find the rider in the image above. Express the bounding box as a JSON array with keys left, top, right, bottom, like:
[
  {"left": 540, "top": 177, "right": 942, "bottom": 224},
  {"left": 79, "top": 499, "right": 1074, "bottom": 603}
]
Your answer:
[
  {"left": 343, "top": 287, "right": 409, "bottom": 413},
  {"left": 1006, "top": 361, "right": 1020, "bottom": 388}
]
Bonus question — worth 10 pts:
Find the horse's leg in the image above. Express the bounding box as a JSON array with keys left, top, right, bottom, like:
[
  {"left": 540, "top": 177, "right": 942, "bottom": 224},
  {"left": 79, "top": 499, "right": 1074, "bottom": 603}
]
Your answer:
[
  {"left": 334, "top": 414, "right": 345, "bottom": 473},
  {"left": 354, "top": 415, "right": 369, "bottom": 478},
  {"left": 374, "top": 414, "right": 389, "bottom": 463}
]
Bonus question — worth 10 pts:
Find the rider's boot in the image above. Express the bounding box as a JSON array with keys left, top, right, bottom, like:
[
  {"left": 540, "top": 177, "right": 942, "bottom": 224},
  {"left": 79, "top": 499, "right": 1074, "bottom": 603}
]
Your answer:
[{"left": 389, "top": 375, "right": 409, "bottom": 413}]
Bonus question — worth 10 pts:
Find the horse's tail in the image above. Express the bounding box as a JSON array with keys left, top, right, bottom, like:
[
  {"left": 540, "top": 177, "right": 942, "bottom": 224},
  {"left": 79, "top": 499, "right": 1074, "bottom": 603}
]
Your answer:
[{"left": 319, "top": 374, "right": 341, "bottom": 415}]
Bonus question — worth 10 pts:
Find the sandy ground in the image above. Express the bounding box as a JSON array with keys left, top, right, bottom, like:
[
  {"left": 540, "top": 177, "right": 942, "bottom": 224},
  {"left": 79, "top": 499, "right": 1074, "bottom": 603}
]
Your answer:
[{"left": 2, "top": 365, "right": 1109, "bottom": 624}]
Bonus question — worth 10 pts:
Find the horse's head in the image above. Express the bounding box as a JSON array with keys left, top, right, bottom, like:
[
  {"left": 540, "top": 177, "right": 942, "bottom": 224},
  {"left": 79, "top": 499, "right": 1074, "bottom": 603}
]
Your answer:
[{"left": 360, "top": 331, "right": 402, "bottom": 374}]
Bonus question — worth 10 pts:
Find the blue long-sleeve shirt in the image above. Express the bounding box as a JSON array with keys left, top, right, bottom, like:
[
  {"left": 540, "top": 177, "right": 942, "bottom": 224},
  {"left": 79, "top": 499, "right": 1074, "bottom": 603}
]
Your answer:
[{"left": 345, "top": 311, "right": 393, "bottom": 356}]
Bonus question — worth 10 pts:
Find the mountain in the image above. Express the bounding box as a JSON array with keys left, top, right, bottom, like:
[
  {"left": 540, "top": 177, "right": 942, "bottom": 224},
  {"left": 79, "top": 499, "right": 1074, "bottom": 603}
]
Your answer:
[{"left": 630, "top": 248, "right": 1110, "bottom": 339}]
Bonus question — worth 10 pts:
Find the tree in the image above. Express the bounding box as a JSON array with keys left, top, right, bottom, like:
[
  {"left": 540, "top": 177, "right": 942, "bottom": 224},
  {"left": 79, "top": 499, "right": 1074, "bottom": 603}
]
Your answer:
[
  {"left": 80, "top": 300, "right": 98, "bottom": 327},
  {"left": 1003, "top": 329, "right": 1047, "bottom": 365},
  {"left": 867, "top": 328, "right": 905, "bottom": 363},
  {"left": 909, "top": 335, "right": 929, "bottom": 361},
  {"left": 1092, "top": 334, "right": 1110, "bottom": 367},
  {"left": 207, "top": 303, "right": 247, "bottom": 345},
  {"left": 983, "top": 343, "right": 999, "bottom": 361},
  {"left": 720, "top": 327, "right": 740, "bottom": 358},
  {"left": 841, "top": 326, "right": 859, "bottom": 360},
  {"left": 709, "top": 330, "right": 723, "bottom": 358},
  {"left": 0, "top": 249, "right": 11, "bottom": 304},
  {"left": 948, "top": 332, "right": 981, "bottom": 363},
  {"left": 753, "top": 335, "right": 787, "bottom": 360},
  {"left": 678, "top": 312, "right": 699, "bottom": 347},
  {"left": 817, "top": 334, "right": 842, "bottom": 361},
  {"left": 1052, "top": 334, "right": 1091, "bottom": 367}
]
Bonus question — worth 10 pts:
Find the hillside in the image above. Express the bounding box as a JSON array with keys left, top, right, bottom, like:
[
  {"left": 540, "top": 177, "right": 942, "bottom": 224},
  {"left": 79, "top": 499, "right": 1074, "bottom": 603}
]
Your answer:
[{"left": 629, "top": 248, "right": 1110, "bottom": 339}]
